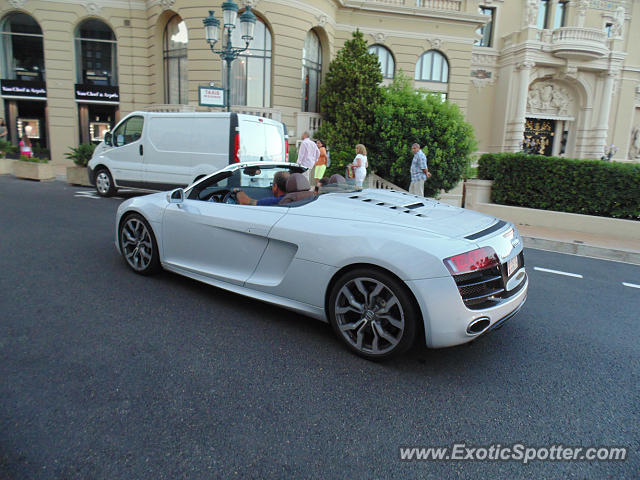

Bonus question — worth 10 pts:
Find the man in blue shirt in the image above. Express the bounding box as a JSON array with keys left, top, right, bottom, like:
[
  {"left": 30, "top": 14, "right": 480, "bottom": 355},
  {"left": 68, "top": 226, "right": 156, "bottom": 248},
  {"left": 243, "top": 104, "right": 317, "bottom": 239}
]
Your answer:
[
  {"left": 236, "top": 170, "right": 289, "bottom": 206},
  {"left": 409, "top": 143, "right": 431, "bottom": 197}
]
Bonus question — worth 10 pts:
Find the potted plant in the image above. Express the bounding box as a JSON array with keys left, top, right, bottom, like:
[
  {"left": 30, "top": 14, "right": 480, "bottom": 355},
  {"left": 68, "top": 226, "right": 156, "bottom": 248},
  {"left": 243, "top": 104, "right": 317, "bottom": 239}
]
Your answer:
[
  {"left": 0, "top": 140, "right": 17, "bottom": 174},
  {"left": 13, "top": 154, "right": 55, "bottom": 181},
  {"left": 64, "top": 143, "right": 96, "bottom": 186}
]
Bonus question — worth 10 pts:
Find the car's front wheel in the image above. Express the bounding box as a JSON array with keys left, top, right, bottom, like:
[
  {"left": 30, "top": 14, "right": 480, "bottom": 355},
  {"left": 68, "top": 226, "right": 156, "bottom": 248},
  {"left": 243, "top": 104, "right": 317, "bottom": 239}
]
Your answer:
[
  {"left": 328, "top": 268, "right": 417, "bottom": 360},
  {"left": 95, "top": 167, "right": 117, "bottom": 197},
  {"left": 119, "top": 213, "right": 161, "bottom": 275}
]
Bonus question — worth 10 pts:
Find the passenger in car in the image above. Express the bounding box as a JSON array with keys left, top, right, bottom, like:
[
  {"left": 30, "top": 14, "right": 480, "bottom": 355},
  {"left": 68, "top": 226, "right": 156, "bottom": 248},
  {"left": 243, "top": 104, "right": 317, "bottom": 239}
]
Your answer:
[{"left": 236, "top": 171, "right": 289, "bottom": 206}]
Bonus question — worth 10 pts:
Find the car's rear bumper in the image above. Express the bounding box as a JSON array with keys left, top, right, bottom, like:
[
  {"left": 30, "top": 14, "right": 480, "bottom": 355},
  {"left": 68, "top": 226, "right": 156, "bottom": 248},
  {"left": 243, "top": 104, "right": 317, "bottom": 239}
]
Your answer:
[{"left": 407, "top": 271, "right": 528, "bottom": 348}]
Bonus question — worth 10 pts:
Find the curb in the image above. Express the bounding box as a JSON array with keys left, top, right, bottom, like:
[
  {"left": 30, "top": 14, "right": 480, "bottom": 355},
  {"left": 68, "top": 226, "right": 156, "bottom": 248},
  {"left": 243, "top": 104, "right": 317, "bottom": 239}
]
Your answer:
[{"left": 522, "top": 236, "right": 640, "bottom": 265}]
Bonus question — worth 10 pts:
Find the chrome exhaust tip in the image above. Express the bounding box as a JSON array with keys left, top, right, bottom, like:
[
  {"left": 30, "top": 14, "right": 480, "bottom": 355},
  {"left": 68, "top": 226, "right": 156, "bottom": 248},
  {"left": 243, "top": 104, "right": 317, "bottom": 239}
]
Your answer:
[{"left": 467, "top": 317, "right": 491, "bottom": 335}]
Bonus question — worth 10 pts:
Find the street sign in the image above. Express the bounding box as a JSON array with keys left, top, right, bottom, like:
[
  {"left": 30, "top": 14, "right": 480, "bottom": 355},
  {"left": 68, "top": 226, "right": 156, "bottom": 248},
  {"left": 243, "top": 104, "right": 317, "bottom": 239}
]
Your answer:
[{"left": 199, "top": 86, "right": 225, "bottom": 107}]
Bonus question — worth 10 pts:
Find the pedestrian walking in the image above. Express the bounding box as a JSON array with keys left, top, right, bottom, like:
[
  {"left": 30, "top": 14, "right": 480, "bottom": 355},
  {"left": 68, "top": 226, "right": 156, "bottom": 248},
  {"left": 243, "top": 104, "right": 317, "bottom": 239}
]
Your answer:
[
  {"left": 296, "top": 131, "right": 320, "bottom": 183},
  {"left": 409, "top": 143, "right": 430, "bottom": 196}
]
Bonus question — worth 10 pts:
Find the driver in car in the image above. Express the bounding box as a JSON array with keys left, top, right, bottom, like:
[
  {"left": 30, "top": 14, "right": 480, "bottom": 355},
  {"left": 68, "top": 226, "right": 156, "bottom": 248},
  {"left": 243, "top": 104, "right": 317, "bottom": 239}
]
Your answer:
[{"left": 235, "top": 170, "right": 290, "bottom": 206}]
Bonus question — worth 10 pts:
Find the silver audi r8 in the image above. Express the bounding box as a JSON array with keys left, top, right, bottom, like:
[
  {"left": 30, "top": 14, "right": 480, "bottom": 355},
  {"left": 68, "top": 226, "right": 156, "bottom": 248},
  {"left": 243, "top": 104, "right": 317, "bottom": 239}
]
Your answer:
[{"left": 115, "top": 162, "right": 528, "bottom": 360}]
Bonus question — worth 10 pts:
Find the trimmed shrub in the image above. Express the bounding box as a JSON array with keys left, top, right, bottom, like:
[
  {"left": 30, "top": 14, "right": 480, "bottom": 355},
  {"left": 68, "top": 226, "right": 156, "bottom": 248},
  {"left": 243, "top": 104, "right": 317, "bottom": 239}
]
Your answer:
[
  {"left": 19, "top": 155, "right": 48, "bottom": 163},
  {"left": 372, "top": 74, "right": 476, "bottom": 195},
  {"left": 477, "top": 153, "right": 640, "bottom": 220}
]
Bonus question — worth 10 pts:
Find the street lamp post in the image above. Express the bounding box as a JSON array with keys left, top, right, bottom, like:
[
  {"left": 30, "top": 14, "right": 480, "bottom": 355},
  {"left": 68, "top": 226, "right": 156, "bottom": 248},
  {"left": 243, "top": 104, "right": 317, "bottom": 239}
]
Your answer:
[{"left": 203, "top": 3, "right": 256, "bottom": 112}]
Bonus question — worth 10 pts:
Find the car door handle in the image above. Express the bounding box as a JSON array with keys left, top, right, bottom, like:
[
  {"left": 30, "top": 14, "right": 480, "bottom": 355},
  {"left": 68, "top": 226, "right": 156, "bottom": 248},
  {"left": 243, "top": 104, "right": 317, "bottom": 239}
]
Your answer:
[{"left": 139, "top": 144, "right": 143, "bottom": 156}]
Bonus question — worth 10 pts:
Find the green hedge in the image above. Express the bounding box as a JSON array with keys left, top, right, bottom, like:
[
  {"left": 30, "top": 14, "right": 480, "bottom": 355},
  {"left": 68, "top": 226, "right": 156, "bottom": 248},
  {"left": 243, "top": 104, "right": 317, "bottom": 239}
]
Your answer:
[{"left": 477, "top": 153, "right": 640, "bottom": 220}]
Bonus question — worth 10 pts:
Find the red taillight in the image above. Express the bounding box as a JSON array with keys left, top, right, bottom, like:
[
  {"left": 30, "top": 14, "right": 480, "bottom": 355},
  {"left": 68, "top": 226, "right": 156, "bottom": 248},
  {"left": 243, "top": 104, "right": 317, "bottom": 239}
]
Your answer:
[
  {"left": 234, "top": 133, "right": 240, "bottom": 162},
  {"left": 443, "top": 247, "right": 499, "bottom": 275},
  {"left": 285, "top": 141, "right": 289, "bottom": 162}
]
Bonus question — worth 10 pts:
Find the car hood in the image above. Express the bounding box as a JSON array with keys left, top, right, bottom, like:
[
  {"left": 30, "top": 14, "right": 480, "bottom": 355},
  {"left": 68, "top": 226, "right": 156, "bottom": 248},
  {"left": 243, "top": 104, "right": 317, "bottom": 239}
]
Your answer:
[{"left": 298, "top": 189, "right": 500, "bottom": 239}]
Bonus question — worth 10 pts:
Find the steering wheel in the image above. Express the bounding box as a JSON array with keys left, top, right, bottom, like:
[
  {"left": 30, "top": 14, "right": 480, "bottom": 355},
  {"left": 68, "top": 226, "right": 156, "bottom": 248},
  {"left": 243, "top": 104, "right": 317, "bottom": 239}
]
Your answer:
[{"left": 222, "top": 190, "right": 238, "bottom": 204}]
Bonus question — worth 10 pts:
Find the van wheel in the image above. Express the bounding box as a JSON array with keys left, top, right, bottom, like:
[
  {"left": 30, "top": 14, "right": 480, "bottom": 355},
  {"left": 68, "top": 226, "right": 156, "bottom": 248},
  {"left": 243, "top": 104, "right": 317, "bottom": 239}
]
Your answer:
[{"left": 95, "top": 168, "right": 117, "bottom": 197}]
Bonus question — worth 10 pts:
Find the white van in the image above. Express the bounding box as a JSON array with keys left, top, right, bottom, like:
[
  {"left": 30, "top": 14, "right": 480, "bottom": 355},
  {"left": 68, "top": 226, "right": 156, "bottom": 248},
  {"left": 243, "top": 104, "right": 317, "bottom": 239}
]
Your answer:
[{"left": 88, "top": 111, "right": 288, "bottom": 196}]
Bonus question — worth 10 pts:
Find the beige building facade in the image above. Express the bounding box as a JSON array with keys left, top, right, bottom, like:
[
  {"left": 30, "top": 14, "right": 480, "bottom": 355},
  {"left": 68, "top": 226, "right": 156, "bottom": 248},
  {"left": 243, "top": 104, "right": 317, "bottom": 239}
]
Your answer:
[{"left": 1, "top": 0, "right": 638, "bottom": 170}]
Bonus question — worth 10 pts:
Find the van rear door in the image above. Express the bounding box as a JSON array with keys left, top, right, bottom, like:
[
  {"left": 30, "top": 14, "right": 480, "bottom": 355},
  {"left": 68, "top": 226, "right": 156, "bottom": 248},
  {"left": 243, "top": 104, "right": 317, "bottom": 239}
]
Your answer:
[{"left": 237, "top": 116, "right": 285, "bottom": 163}]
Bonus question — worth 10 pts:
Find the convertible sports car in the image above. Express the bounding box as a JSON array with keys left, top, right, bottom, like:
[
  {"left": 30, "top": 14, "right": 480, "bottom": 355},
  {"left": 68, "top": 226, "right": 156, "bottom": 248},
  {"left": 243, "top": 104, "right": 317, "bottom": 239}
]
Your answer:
[{"left": 115, "top": 162, "right": 528, "bottom": 360}]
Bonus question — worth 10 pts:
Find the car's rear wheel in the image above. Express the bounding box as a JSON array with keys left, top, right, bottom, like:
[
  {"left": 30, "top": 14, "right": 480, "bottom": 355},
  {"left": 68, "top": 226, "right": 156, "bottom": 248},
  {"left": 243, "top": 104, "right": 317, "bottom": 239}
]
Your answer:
[
  {"left": 328, "top": 268, "right": 417, "bottom": 360},
  {"left": 95, "top": 167, "right": 117, "bottom": 197},
  {"left": 119, "top": 213, "right": 161, "bottom": 275}
]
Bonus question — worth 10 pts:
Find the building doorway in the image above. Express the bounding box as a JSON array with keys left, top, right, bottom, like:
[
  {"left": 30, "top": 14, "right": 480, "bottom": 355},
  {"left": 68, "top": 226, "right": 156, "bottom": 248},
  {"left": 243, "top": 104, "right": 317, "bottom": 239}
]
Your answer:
[{"left": 524, "top": 118, "right": 555, "bottom": 155}]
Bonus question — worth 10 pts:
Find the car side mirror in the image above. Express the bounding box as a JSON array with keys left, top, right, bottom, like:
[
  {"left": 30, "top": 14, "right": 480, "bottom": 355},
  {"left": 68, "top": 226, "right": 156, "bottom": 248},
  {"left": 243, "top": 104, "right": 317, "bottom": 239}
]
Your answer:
[
  {"left": 167, "top": 188, "right": 184, "bottom": 204},
  {"left": 104, "top": 132, "right": 112, "bottom": 146}
]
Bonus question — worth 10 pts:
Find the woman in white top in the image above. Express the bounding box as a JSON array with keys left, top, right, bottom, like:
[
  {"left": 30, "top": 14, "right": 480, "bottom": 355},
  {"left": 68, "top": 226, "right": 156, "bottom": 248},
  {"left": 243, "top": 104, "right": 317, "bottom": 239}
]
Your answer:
[{"left": 352, "top": 144, "right": 368, "bottom": 187}]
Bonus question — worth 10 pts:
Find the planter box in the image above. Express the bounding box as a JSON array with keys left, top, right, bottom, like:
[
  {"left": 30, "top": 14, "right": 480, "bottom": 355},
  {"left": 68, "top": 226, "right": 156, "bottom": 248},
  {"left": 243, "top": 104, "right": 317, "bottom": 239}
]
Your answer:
[
  {"left": 13, "top": 161, "right": 55, "bottom": 181},
  {"left": 66, "top": 166, "right": 91, "bottom": 186},
  {"left": 464, "top": 179, "right": 640, "bottom": 241},
  {"left": 0, "top": 158, "right": 15, "bottom": 175}
]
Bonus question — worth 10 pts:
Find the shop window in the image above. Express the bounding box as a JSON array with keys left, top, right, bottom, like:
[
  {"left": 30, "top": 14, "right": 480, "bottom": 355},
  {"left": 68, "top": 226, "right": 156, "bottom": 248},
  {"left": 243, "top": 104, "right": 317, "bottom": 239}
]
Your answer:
[
  {"left": 164, "top": 15, "right": 188, "bottom": 104},
  {"left": 302, "top": 30, "right": 322, "bottom": 112},
  {"left": 475, "top": 7, "right": 495, "bottom": 47},
  {"left": 368, "top": 45, "right": 394, "bottom": 79},
  {"left": 17, "top": 118, "right": 41, "bottom": 138},
  {"left": 415, "top": 50, "right": 449, "bottom": 83},
  {"left": 223, "top": 15, "right": 271, "bottom": 108},
  {"left": 75, "top": 19, "right": 117, "bottom": 86},
  {"left": 0, "top": 13, "right": 45, "bottom": 81}
]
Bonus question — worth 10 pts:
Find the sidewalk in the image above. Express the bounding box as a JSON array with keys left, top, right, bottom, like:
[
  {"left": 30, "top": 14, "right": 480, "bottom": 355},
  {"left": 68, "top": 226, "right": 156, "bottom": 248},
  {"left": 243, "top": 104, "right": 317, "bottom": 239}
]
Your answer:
[{"left": 518, "top": 225, "right": 640, "bottom": 265}]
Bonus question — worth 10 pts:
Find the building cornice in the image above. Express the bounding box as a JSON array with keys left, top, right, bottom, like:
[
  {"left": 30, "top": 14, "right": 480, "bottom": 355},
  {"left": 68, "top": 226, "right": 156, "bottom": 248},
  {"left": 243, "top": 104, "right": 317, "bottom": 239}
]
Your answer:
[
  {"left": 335, "top": 23, "right": 475, "bottom": 45},
  {"left": 341, "top": 1, "right": 487, "bottom": 25}
]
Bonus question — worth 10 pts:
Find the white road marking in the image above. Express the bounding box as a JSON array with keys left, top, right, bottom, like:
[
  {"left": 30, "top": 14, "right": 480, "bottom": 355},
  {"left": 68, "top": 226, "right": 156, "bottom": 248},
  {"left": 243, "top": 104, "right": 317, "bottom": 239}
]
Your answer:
[
  {"left": 74, "top": 191, "right": 100, "bottom": 199},
  {"left": 533, "top": 267, "right": 583, "bottom": 278},
  {"left": 622, "top": 282, "right": 640, "bottom": 289}
]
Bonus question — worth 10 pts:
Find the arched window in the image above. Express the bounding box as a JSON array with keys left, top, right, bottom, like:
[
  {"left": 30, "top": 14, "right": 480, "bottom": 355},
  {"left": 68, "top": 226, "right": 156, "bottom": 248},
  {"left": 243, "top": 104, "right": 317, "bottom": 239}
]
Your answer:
[
  {"left": 414, "top": 50, "right": 448, "bottom": 83},
  {"left": 164, "top": 15, "right": 188, "bottom": 104},
  {"left": 368, "top": 44, "right": 394, "bottom": 79},
  {"left": 75, "top": 19, "right": 117, "bottom": 86},
  {"left": 302, "top": 30, "right": 322, "bottom": 112},
  {"left": 0, "top": 13, "right": 45, "bottom": 81},
  {"left": 224, "top": 15, "right": 271, "bottom": 108}
]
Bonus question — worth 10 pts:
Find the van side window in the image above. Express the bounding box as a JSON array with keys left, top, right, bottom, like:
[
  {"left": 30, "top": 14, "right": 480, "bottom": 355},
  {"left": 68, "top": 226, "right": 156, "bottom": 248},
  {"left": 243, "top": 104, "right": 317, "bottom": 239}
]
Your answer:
[{"left": 112, "top": 116, "right": 144, "bottom": 147}]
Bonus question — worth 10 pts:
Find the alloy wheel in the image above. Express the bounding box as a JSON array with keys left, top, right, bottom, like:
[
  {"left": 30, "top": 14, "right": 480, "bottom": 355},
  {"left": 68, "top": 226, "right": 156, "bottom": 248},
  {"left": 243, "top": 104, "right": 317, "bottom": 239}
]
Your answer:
[
  {"left": 121, "top": 217, "right": 154, "bottom": 272},
  {"left": 334, "top": 277, "right": 405, "bottom": 355}
]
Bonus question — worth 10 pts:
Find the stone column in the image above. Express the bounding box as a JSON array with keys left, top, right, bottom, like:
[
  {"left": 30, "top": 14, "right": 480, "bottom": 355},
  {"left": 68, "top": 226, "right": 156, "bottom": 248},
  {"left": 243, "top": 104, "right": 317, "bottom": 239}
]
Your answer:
[
  {"left": 590, "top": 70, "right": 617, "bottom": 159},
  {"left": 504, "top": 61, "right": 535, "bottom": 152}
]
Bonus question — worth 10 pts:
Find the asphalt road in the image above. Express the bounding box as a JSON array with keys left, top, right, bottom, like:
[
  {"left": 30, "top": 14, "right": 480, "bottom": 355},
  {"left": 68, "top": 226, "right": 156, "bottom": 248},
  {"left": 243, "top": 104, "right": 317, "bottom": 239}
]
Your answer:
[{"left": 1, "top": 176, "right": 638, "bottom": 479}]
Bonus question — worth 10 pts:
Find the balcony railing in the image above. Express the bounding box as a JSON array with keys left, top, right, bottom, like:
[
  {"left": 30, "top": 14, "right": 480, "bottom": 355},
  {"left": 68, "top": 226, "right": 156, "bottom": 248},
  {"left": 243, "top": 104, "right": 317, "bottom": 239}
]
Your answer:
[
  {"left": 552, "top": 27, "right": 607, "bottom": 44},
  {"left": 549, "top": 27, "right": 608, "bottom": 60},
  {"left": 344, "top": 0, "right": 461, "bottom": 10},
  {"left": 295, "top": 112, "right": 322, "bottom": 139}
]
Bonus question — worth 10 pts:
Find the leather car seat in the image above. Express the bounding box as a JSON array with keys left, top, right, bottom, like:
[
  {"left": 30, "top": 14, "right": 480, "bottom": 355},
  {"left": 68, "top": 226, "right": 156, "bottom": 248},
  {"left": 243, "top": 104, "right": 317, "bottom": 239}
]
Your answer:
[{"left": 278, "top": 173, "right": 315, "bottom": 205}]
